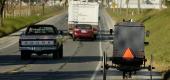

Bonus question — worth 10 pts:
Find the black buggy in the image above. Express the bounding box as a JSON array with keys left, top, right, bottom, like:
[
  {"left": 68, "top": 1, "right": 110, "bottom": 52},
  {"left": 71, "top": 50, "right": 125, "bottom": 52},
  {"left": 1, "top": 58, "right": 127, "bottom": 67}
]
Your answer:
[{"left": 102, "top": 20, "right": 154, "bottom": 79}]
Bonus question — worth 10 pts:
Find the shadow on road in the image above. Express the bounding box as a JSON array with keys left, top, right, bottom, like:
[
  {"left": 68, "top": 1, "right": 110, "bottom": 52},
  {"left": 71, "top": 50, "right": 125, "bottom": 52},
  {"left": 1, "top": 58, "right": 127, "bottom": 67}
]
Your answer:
[
  {"left": 0, "top": 55, "right": 102, "bottom": 66},
  {"left": 163, "top": 70, "right": 170, "bottom": 80},
  {"left": 0, "top": 70, "right": 162, "bottom": 80},
  {"left": 0, "top": 70, "right": 94, "bottom": 80},
  {"left": 98, "top": 69, "right": 162, "bottom": 80},
  {"left": 0, "top": 55, "right": 30, "bottom": 66},
  {"left": 0, "top": 54, "right": 162, "bottom": 80}
]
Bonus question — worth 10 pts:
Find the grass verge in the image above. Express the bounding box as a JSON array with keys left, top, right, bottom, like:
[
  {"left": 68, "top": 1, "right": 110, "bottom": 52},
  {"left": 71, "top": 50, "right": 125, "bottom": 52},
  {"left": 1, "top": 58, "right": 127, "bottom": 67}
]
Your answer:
[
  {"left": 107, "top": 7, "right": 170, "bottom": 72},
  {"left": 0, "top": 6, "right": 64, "bottom": 37}
]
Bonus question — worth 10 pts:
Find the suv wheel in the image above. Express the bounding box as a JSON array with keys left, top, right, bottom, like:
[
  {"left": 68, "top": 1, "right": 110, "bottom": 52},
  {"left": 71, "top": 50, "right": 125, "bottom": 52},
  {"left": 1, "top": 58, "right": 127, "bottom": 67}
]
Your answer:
[
  {"left": 59, "top": 44, "right": 63, "bottom": 59},
  {"left": 21, "top": 51, "right": 31, "bottom": 60},
  {"left": 53, "top": 51, "right": 59, "bottom": 59}
]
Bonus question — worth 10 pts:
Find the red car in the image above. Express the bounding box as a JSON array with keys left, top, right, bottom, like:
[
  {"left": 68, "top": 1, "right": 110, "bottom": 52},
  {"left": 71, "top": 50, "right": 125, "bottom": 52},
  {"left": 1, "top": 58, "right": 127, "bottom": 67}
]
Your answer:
[{"left": 72, "top": 24, "right": 97, "bottom": 41}]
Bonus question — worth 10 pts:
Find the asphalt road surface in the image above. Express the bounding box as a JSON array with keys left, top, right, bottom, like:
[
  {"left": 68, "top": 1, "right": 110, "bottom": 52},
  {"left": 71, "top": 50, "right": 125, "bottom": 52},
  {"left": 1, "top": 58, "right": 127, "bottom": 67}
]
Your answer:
[{"left": 0, "top": 8, "right": 162, "bottom": 80}]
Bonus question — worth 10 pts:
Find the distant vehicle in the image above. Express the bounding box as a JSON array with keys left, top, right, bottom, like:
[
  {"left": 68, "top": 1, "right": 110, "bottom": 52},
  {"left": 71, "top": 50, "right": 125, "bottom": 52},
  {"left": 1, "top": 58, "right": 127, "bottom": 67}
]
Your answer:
[
  {"left": 68, "top": 0, "right": 99, "bottom": 36},
  {"left": 19, "top": 24, "right": 63, "bottom": 60},
  {"left": 98, "top": 0, "right": 101, "bottom": 3},
  {"left": 102, "top": 20, "right": 154, "bottom": 79},
  {"left": 72, "top": 24, "right": 97, "bottom": 41}
]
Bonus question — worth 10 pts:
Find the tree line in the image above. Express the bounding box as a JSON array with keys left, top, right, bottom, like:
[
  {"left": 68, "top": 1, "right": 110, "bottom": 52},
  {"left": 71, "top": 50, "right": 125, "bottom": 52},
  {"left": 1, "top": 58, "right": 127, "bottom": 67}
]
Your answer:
[{"left": 0, "top": 0, "right": 62, "bottom": 27}]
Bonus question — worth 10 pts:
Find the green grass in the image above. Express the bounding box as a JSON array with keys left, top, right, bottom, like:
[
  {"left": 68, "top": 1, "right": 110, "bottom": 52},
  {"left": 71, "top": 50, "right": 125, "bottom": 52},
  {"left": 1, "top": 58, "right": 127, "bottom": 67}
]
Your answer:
[
  {"left": 0, "top": 6, "right": 63, "bottom": 37},
  {"left": 144, "top": 8, "right": 170, "bottom": 72},
  {"left": 107, "top": 7, "right": 170, "bottom": 72}
]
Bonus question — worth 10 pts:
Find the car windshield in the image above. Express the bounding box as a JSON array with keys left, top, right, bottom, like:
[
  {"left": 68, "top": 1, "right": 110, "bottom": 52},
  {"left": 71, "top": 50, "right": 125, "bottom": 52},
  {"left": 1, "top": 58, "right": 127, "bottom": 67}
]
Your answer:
[
  {"left": 27, "top": 26, "right": 55, "bottom": 35},
  {"left": 76, "top": 24, "right": 92, "bottom": 29}
]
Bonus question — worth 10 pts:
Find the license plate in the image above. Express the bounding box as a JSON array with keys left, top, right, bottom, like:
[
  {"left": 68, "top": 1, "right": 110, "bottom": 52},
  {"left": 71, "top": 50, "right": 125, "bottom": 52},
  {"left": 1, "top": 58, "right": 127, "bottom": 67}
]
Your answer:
[
  {"left": 34, "top": 47, "right": 42, "bottom": 51},
  {"left": 81, "top": 30, "right": 87, "bottom": 33},
  {"left": 22, "top": 41, "right": 54, "bottom": 45}
]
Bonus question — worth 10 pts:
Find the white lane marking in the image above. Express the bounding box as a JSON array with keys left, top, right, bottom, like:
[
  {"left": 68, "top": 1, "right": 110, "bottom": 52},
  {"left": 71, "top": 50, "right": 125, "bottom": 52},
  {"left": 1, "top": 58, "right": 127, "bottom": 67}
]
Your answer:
[
  {"left": 90, "top": 18, "right": 103, "bottom": 80},
  {"left": 90, "top": 41, "right": 102, "bottom": 80},
  {"left": 0, "top": 40, "right": 18, "bottom": 50}
]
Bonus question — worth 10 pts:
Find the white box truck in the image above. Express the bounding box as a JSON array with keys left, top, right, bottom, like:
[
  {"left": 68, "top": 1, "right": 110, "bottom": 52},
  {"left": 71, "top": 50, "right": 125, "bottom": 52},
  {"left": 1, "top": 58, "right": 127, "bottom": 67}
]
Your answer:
[{"left": 68, "top": 0, "right": 99, "bottom": 35}]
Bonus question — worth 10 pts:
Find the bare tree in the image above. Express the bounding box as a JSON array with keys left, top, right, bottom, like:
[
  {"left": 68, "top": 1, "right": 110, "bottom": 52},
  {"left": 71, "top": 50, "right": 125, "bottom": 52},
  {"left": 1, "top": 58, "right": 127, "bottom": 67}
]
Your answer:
[
  {"left": 159, "top": 0, "right": 165, "bottom": 10},
  {"left": 0, "top": 0, "right": 6, "bottom": 27},
  {"left": 41, "top": 0, "right": 48, "bottom": 15},
  {"left": 119, "top": 0, "right": 122, "bottom": 14},
  {"left": 5, "top": 0, "right": 19, "bottom": 17},
  {"left": 29, "top": 0, "right": 31, "bottom": 15},
  {"left": 19, "top": 0, "right": 22, "bottom": 16},
  {"left": 138, "top": 0, "right": 141, "bottom": 14},
  {"left": 63, "top": 0, "right": 68, "bottom": 9},
  {"left": 12, "top": 0, "right": 18, "bottom": 17},
  {"left": 126, "top": 0, "right": 129, "bottom": 16},
  {"left": 163, "top": 0, "right": 166, "bottom": 6},
  {"left": 106, "top": 0, "right": 109, "bottom": 7}
]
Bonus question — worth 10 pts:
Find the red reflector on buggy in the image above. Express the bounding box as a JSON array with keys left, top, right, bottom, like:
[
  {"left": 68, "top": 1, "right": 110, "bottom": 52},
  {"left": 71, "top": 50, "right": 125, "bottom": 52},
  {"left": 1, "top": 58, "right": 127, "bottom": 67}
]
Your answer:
[{"left": 123, "top": 48, "right": 134, "bottom": 60}]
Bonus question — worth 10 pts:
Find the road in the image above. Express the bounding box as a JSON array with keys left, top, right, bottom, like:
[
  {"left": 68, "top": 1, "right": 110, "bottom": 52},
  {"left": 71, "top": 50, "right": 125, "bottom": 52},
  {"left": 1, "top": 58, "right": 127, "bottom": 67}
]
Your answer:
[
  {"left": 0, "top": 8, "right": 162, "bottom": 80},
  {"left": 0, "top": 10, "right": 104, "bottom": 80}
]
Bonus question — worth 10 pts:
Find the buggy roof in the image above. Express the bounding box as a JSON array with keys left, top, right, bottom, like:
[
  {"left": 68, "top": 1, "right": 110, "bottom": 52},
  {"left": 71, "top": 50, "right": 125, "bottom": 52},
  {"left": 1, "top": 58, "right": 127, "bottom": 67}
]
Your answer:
[{"left": 115, "top": 22, "right": 144, "bottom": 27}]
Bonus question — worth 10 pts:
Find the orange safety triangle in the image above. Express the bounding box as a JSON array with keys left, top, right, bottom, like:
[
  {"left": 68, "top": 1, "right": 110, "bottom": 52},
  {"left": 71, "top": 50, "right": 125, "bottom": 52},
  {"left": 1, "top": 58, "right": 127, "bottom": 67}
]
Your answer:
[{"left": 123, "top": 48, "right": 134, "bottom": 60}]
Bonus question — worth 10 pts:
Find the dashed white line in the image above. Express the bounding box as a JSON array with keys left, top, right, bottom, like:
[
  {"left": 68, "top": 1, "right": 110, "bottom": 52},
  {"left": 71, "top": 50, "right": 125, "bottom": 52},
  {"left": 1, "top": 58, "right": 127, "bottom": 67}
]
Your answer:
[
  {"left": 90, "top": 19, "right": 103, "bottom": 80},
  {"left": 0, "top": 40, "right": 18, "bottom": 50},
  {"left": 90, "top": 40, "right": 103, "bottom": 80}
]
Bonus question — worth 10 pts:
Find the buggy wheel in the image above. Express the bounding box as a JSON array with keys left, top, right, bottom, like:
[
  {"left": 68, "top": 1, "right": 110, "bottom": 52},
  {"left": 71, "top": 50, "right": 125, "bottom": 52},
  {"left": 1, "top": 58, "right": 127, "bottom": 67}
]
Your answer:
[
  {"left": 149, "top": 54, "right": 153, "bottom": 80},
  {"left": 123, "top": 72, "right": 126, "bottom": 79},
  {"left": 103, "top": 52, "right": 107, "bottom": 80}
]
